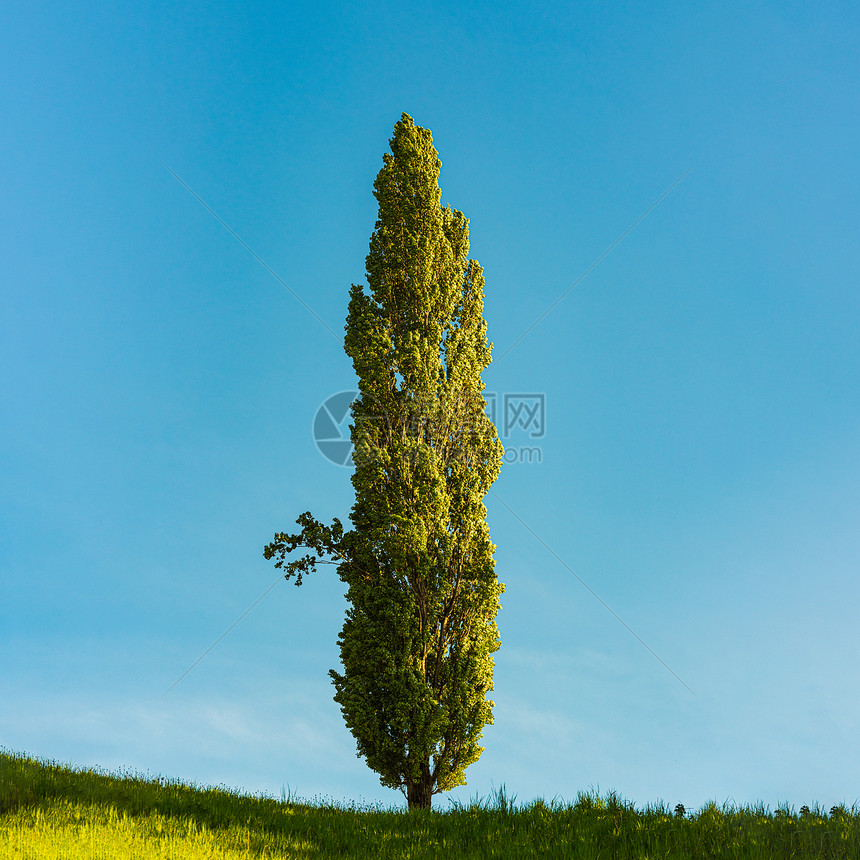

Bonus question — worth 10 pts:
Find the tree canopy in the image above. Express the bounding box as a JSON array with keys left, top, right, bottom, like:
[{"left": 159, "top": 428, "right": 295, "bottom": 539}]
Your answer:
[{"left": 265, "top": 113, "right": 504, "bottom": 810}]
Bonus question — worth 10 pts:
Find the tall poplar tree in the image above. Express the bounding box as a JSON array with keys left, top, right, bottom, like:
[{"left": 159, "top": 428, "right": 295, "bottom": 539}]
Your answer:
[{"left": 264, "top": 114, "right": 503, "bottom": 810}]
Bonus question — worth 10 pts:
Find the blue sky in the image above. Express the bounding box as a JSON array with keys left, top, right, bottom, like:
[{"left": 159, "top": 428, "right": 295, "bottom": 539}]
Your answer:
[{"left": 2, "top": 0, "right": 859, "bottom": 812}]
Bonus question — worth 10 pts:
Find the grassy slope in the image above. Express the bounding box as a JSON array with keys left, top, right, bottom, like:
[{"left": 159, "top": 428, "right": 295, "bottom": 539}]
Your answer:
[{"left": 1, "top": 749, "right": 859, "bottom": 859}]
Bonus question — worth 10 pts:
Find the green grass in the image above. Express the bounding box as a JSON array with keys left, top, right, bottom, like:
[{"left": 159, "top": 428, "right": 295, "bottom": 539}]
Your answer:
[{"left": 1, "top": 749, "right": 858, "bottom": 858}]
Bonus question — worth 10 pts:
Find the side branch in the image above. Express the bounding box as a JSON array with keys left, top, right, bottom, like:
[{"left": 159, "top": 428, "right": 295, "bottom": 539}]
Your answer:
[{"left": 263, "top": 512, "right": 347, "bottom": 586}]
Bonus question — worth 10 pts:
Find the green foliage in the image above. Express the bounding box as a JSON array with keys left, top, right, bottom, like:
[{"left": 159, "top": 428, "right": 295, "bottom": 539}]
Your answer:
[
  {"left": 4, "top": 750, "right": 860, "bottom": 859},
  {"left": 265, "top": 114, "right": 504, "bottom": 809}
]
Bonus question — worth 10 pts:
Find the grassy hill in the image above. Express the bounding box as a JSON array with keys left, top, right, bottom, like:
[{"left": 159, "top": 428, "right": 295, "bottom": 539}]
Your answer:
[{"left": 1, "top": 748, "right": 858, "bottom": 858}]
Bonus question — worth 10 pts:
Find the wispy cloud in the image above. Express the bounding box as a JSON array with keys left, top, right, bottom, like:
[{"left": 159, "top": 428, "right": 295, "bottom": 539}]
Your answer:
[{"left": 0, "top": 685, "right": 360, "bottom": 797}]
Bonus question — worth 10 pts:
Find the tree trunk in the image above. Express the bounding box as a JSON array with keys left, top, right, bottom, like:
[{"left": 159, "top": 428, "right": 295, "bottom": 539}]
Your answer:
[{"left": 406, "top": 762, "right": 433, "bottom": 810}]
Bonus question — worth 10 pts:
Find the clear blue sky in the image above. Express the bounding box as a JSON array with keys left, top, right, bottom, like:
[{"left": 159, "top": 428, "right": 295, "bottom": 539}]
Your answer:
[{"left": 2, "top": 0, "right": 859, "bottom": 813}]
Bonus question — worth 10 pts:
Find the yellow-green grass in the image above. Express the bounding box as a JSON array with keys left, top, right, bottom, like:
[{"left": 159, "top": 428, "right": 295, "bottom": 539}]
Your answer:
[{"left": 2, "top": 748, "right": 858, "bottom": 858}]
